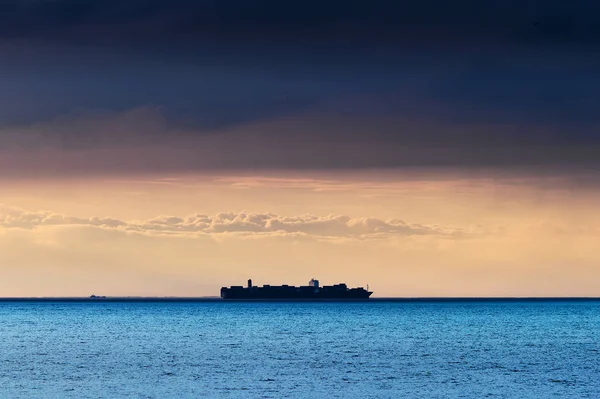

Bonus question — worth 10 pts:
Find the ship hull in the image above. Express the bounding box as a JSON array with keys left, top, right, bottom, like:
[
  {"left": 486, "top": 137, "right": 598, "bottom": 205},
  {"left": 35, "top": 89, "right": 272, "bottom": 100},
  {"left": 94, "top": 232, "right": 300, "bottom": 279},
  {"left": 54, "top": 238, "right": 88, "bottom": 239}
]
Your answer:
[
  {"left": 220, "top": 283, "right": 373, "bottom": 300},
  {"left": 220, "top": 292, "right": 373, "bottom": 300}
]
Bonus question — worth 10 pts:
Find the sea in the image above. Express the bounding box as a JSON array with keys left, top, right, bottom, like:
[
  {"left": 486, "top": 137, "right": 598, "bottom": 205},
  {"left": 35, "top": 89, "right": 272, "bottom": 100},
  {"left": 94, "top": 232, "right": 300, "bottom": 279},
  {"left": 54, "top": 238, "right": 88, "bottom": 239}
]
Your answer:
[{"left": 0, "top": 300, "right": 598, "bottom": 398}]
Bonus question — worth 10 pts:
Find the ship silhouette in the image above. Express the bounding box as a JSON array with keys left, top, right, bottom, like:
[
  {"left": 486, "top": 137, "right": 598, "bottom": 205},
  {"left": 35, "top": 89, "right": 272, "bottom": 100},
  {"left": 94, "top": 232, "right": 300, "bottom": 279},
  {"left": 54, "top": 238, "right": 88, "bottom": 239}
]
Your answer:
[{"left": 221, "top": 278, "right": 372, "bottom": 300}]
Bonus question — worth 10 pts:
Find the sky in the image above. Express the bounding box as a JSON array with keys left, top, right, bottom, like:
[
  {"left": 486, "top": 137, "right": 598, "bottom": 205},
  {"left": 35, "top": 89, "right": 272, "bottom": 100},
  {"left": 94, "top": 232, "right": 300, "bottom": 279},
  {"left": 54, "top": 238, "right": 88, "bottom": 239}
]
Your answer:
[{"left": 1, "top": 0, "right": 599, "bottom": 296}]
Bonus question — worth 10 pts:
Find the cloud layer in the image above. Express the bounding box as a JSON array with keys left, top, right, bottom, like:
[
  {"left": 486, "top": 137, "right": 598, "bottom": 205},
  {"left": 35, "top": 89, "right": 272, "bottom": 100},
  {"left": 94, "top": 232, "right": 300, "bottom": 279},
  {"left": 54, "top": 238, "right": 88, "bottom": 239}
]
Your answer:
[
  {"left": 0, "top": 206, "right": 476, "bottom": 240},
  {"left": 1, "top": 1, "right": 598, "bottom": 179},
  {"left": 2, "top": 0, "right": 599, "bottom": 48},
  {"left": 1, "top": 105, "right": 599, "bottom": 178}
]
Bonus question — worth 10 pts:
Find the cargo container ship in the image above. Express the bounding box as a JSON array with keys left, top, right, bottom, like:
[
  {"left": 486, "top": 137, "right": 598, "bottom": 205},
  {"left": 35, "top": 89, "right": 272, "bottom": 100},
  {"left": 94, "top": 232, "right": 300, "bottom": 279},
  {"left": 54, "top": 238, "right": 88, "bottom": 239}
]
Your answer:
[{"left": 220, "top": 278, "right": 372, "bottom": 300}]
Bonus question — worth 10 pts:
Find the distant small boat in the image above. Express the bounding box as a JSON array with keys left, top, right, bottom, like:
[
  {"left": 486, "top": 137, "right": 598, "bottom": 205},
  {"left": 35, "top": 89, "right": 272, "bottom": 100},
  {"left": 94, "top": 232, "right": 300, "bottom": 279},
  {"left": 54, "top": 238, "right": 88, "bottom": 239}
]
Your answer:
[{"left": 89, "top": 294, "right": 107, "bottom": 299}]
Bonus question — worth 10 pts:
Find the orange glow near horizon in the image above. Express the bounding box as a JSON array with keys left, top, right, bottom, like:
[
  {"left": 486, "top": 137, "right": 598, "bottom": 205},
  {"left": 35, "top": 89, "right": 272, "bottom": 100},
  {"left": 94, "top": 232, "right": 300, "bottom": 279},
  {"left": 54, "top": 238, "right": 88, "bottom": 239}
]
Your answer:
[{"left": 1, "top": 170, "right": 599, "bottom": 297}]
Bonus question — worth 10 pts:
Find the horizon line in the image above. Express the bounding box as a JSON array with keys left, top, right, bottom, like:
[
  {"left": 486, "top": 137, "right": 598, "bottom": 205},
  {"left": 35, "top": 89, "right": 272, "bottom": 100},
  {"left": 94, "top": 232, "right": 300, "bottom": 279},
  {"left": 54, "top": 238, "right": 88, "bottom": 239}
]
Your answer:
[{"left": 0, "top": 296, "right": 599, "bottom": 302}]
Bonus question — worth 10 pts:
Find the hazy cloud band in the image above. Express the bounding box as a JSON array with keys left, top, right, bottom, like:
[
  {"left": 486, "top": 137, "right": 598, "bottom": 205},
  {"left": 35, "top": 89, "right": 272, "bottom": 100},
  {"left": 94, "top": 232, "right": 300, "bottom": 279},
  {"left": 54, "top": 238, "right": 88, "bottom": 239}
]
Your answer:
[{"left": 0, "top": 206, "right": 482, "bottom": 240}]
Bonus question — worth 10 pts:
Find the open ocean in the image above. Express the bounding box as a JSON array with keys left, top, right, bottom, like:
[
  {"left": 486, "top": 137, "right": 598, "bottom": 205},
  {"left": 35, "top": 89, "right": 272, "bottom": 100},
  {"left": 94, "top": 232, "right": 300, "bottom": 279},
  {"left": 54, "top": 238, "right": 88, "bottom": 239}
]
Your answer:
[{"left": 0, "top": 300, "right": 598, "bottom": 398}]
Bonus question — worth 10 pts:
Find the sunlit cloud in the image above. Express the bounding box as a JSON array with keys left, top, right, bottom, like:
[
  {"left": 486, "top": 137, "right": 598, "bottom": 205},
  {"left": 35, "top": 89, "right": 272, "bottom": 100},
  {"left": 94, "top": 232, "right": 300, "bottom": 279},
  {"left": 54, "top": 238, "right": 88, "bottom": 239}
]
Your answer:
[{"left": 0, "top": 205, "right": 485, "bottom": 241}]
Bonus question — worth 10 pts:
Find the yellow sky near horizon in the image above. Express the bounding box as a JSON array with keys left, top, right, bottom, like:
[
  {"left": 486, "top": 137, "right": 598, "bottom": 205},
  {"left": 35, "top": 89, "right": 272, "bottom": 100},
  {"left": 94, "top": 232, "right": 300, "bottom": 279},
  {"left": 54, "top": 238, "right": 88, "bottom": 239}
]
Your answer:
[{"left": 1, "top": 170, "right": 599, "bottom": 297}]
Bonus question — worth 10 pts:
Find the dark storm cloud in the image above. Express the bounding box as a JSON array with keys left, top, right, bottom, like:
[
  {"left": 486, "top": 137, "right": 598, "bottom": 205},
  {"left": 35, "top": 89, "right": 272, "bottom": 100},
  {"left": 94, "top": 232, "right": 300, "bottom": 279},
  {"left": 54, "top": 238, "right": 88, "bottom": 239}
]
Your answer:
[
  {"left": 1, "top": 0, "right": 599, "bottom": 48},
  {"left": 0, "top": 0, "right": 599, "bottom": 175}
]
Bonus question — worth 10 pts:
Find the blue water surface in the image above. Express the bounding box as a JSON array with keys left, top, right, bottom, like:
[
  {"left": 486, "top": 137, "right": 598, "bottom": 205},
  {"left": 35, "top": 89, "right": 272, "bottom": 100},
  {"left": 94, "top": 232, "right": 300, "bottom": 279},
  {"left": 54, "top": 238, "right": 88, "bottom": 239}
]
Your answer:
[{"left": 0, "top": 300, "right": 598, "bottom": 398}]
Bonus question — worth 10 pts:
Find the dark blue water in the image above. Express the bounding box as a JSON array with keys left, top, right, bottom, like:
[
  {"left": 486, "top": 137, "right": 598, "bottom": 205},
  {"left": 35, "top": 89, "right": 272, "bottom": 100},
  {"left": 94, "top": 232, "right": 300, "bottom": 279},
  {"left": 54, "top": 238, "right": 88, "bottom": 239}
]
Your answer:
[{"left": 0, "top": 301, "right": 599, "bottom": 398}]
